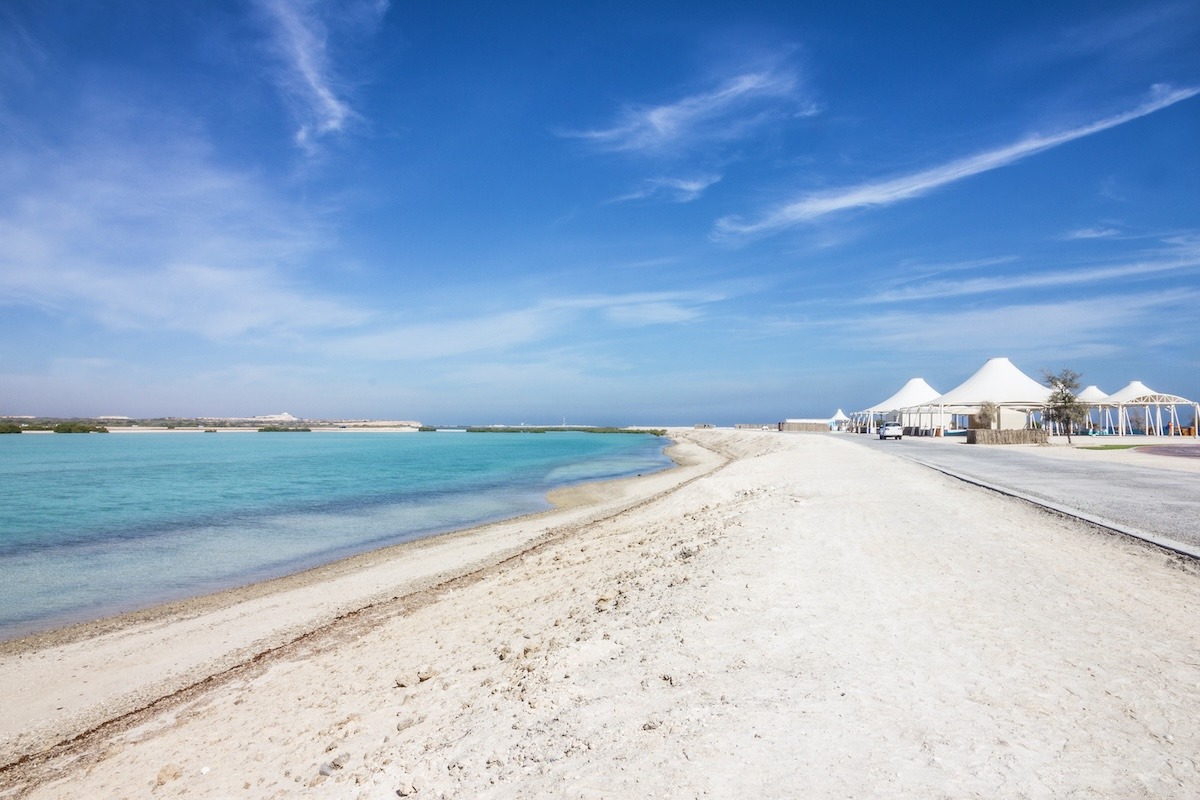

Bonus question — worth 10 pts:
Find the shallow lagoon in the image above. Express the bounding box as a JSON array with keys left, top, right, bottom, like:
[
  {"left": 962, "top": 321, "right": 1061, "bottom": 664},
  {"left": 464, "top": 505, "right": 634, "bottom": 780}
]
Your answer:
[{"left": 0, "top": 431, "right": 671, "bottom": 640}]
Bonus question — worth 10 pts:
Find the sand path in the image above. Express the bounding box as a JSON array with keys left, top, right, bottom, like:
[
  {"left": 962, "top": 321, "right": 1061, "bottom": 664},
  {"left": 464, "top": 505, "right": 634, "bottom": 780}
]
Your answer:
[{"left": 5, "top": 430, "right": 1200, "bottom": 798}]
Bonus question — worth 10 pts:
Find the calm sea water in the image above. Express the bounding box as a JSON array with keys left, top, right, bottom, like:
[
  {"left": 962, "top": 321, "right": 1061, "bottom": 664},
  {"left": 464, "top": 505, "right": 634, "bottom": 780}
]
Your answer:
[{"left": 0, "top": 431, "right": 672, "bottom": 640}]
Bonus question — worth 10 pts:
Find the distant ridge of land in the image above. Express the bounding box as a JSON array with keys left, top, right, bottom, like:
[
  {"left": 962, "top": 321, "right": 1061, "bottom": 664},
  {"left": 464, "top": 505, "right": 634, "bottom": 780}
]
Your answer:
[
  {"left": 0, "top": 417, "right": 665, "bottom": 435},
  {"left": 0, "top": 415, "right": 424, "bottom": 432}
]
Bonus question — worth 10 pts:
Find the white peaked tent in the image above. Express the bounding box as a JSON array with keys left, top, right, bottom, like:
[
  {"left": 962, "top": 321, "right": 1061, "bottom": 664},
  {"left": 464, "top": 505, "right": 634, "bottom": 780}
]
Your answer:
[
  {"left": 932, "top": 357, "right": 1050, "bottom": 406},
  {"left": 909, "top": 357, "right": 1051, "bottom": 431},
  {"left": 1104, "top": 381, "right": 1199, "bottom": 437},
  {"left": 853, "top": 378, "right": 941, "bottom": 432},
  {"left": 1076, "top": 385, "right": 1109, "bottom": 402},
  {"left": 830, "top": 409, "right": 851, "bottom": 431},
  {"left": 1076, "top": 385, "right": 1116, "bottom": 433}
]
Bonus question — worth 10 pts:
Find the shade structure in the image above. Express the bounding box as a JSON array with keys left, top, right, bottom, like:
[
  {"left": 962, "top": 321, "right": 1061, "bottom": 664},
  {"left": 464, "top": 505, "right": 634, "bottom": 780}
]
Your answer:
[
  {"left": 859, "top": 378, "right": 941, "bottom": 413},
  {"left": 900, "top": 357, "right": 1051, "bottom": 433},
  {"left": 853, "top": 378, "right": 941, "bottom": 432},
  {"left": 1076, "top": 385, "right": 1114, "bottom": 433},
  {"left": 1105, "top": 380, "right": 1179, "bottom": 404},
  {"left": 852, "top": 362, "right": 1197, "bottom": 439},
  {"left": 831, "top": 409, "right": 850, "bottom": 422},
  {"left": 930, "top": 357, "right": 1050, "bottom": 407},
  {"left": 1103, "top": 381, "right": 1198, "bottom": 437}
]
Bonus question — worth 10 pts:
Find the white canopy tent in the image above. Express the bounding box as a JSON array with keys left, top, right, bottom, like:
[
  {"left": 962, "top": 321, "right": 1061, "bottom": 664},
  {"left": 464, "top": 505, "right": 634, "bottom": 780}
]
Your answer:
[
  {"left": 1076, "top": 385, "right": 1109, "bottom": 402},
  {"left": 1076, "top": 385, "right": 1116, "bottom": 434},
  {"left": 907, "top": 357, "right": 1051, "bottom": 432},
  {"left": 1103, "top": 381, "right": 1199, "bottom": 437},
  {"left": 851, "top": 360, "right": 1198, "bottom": 439},
  {"left": 852, "top": 378, "right": 941, "bottom": 432}
]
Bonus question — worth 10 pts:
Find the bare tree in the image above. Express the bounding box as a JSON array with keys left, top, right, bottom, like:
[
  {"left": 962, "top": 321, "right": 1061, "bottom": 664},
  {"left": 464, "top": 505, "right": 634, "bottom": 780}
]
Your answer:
[{"left": 1042, "top": 369, "right": 1089, "bottom": 444}]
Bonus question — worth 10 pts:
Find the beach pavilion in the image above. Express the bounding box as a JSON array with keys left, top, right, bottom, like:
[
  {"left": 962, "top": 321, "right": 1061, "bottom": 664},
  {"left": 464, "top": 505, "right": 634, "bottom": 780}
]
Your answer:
[
  {"left": 858, "top": 358, "right": 1198, "bottom": 438},
  {"left": 1103, "top": 380, "right": 1199, "bottom": 437},
  {"left": 904, "top": 357, "right": 1051, "bottom": 434},
  {"left": 1076, "top": 385, "right": 1116, "bottom": 433},
  {"left": 853, "top": 377, "right": 941, "bottom": 433}
]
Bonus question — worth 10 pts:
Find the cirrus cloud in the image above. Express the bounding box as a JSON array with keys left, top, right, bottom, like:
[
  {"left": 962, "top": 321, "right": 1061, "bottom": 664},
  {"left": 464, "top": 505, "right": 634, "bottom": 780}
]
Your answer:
[
  {"left": 252, "top": 0, "right": 388, "bottom": 153},
  {"left": 559, "top": 66, "right": 816, "bottom": 156},
  {"left": 714, "top": 84, "right": 1200, "bottom": 239}
]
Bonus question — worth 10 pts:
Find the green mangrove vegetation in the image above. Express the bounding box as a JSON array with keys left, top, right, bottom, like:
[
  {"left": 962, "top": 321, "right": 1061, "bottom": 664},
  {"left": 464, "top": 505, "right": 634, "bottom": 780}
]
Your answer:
[{"left": 52, "top": 422, "right": 109, "bottom": 433}]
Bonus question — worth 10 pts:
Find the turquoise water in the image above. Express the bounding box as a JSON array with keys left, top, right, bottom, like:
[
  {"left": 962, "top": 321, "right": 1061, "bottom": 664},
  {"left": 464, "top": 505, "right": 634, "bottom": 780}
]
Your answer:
[{"left": 0, "top": 431, "right": 671, "bottom": 640}]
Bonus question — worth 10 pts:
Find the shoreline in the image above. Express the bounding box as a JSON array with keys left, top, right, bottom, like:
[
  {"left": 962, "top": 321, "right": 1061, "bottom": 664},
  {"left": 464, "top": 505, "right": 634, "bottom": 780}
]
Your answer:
[
  {"left": 0, "top": 431, "right": 680, "bottom": 646},
  {"left": 0, "top": 433, "right": 725, "bottom": 769},
  {"left": 7, "top": 429, "right": 1200, "bottom": 797}
]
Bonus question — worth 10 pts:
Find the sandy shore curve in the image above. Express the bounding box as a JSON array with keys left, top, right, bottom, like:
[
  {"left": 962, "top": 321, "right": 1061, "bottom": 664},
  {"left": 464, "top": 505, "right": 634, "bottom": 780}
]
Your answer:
[
  {"left": 0, "top": 436, "right": 722, "bottom": 769},
  {"left": 4, "top": 429, "right": 1200, "bottom": 798}
]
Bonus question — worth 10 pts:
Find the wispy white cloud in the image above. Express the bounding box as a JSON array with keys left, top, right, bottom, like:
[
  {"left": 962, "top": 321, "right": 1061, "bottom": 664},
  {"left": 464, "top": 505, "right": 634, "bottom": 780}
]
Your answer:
[
  {"left": 606, "top": 256, "right": 679, "bottom": 271},
  {"left": 560, "top": 67, "right": 814, "bottom": 155},
  {"left": 610, "top": 174, "right": 722, "bottom": 204},
  {"left": 1064, "top": 226, "right": 1122, "bottom": 240},
  {"left": 561, "top": 290, "right": 724, "bottom": 325},
  {"left": 253, "top": 0, "right": 387, "bottom": 153},
  {"left": 600, "top": 300, "right": 701, "bottom": 326},
  {"left": 0, "top": 118, "right": 368, "bottom": 341},
  {"left": 320, "top": 290, "right": 724, "bottom": 361},
  {"left": 714, "top": 85, "right": 1200, "bottom": 239},
  {"left": 0, "top": 14, "right": 46, "bottom": 92},
  {"left": 72, "top": 263, "right": 368, "bottom": 339},
  {"left": 891, "top": 255, "right": 1021, "bottom": 282},
  {"left": 1003, "top": 3, "right": 1200, "bottom": 72},
  {"left": 865, "top": 253, "right": 1200, "bottom": 303},
  {"left": 865, "top": 237, "right": 1200, "bottom": 302},
  {"left": 0, "top": 79, "right": 732, "bottom": 362},
  {"left": 848, "top": 289, "right": 1199, "bottom": 353}
]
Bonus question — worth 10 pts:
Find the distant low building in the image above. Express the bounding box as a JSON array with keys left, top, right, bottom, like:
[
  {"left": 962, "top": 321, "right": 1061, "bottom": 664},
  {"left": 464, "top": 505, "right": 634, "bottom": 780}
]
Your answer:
[
  {"left": 779, "top": 419, "right": 829, "bottom": 433},
  {"left": 779, "top": 410, "right": 848, "bottom": 433},
  {"left": 253, "top": 412, "right": 300, "bottom": 423}
]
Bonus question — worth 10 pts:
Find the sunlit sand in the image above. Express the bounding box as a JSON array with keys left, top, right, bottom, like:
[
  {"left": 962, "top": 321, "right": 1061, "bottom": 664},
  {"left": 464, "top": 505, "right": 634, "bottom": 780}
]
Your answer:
[{"left": 4, "top": 429, "right": 1200, "bottom": 797}]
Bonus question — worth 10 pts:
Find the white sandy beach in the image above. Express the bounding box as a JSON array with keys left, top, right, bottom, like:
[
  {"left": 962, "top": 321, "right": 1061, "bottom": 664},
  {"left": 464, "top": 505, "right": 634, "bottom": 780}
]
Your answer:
[{"left": 3, "top": 429, "right": 1200, "bottom": 798}]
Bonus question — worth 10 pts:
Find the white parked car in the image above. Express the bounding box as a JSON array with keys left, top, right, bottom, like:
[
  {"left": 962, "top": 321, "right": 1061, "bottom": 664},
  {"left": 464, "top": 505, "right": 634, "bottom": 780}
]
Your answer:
[{"left": 878, "top": 422, "right": 903, "bottom": 440}]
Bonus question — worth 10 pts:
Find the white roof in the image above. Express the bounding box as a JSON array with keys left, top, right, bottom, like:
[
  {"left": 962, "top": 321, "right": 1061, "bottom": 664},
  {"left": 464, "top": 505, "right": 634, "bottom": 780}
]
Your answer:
[
  {"left": 929, "top": 357, "right": 1050, "bottom": 407},
  {"left": 1076, "top": 385, "right": 1109, "bottom": 403},
  {"left": 860, "top": 378, "right": 941, "bottom": 413},
  {"left": 831, "top": 408, "right": 850, "bottom": 421},
  {"left": 1105, "top": 380, "right": 1193, "bottom": 405}
]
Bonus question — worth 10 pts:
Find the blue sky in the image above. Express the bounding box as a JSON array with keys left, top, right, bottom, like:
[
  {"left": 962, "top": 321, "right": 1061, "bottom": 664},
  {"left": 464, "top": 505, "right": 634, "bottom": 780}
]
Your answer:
[{"left": 1, "top": 1, "right": 1198, "bottom": 425}]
